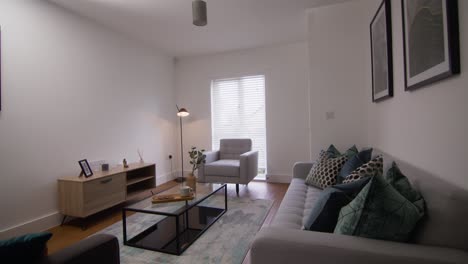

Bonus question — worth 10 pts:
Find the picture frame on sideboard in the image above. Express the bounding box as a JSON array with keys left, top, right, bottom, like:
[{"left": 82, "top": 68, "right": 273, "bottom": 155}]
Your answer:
[{"left": 79, "top": 159, "right": 94, "bottom": 177}]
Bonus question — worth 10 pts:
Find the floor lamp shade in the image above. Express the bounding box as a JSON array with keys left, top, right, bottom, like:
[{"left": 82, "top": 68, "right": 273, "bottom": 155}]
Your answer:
[
  {"left": 192, "top": 0, "right": 207, "bottom": 26},
  {"left": 177, "top": 108, "right": 190, "bottom": 117}
]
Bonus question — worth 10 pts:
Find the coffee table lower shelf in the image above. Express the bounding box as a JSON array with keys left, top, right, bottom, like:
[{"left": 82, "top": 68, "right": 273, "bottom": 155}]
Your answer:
[{"left": 122, "top": 184, "right": 227, "bottom": 255}]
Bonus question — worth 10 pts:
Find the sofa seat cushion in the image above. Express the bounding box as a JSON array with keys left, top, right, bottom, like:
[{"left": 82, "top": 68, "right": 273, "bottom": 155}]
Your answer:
[
  {"left": 271, "top": 178, "right": 322, "bottom": 229},
  {"left": 204, "top": 159, "right": 240, "bottom": 177}
]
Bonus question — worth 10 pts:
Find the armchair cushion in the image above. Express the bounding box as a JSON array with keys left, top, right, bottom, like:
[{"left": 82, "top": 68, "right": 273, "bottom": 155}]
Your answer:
[
  {"left": 204, "top": 160, "right": 240, "bottom": 177},
  {"left": 219, "top": 139, "right": 252, "bottom": 160}
]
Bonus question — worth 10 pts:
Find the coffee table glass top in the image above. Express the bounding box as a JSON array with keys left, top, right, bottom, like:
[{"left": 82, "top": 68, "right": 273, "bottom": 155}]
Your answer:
[{"left": 125, "top": 183, "right": 226, "bottom": 215}]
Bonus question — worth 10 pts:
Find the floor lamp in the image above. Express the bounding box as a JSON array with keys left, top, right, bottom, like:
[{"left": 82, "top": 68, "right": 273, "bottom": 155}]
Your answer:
[{"left": 176, "top": 106, "right": 189, "bottom": 182}]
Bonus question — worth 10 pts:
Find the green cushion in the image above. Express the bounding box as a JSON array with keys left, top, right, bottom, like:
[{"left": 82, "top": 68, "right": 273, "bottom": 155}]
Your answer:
[
  {"left": 0, "top": 232, "right": 52, "bottom": 262},
  {"left": 326, "top": 145, "right": 341, "bottom": 158},
  {"left": 334, "top": 174, "right": 425, "bottom": 242},
  {"left": 385, "top": 162, "right": 424, "bottom": 207},
  {"left": 326, "top": 145, "right": 358, "bottom": 159}
]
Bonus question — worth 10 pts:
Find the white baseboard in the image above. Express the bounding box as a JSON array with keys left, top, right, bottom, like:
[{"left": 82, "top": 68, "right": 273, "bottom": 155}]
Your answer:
[
  {"left": 156, "top": 170, "right": 178, "bottom": 184},
  {"left": 0, "top": 171, "right": 181, "bottom": 240},
  {"left": 0, "top": 212, "right": 61, "bottom": 240},
  {"left": 266, "top": 174, "right": 292, "bottom": 183}
]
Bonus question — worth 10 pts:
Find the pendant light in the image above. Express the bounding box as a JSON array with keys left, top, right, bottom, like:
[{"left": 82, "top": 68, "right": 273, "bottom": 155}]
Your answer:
[{"left": 192, "top": 0, "right": 207, "bottom": 26}]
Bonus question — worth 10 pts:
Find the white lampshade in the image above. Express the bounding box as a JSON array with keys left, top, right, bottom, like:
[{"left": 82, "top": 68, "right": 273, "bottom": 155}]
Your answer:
[{"left": 177, "top": 108, "right": 190, "bottom": 117}]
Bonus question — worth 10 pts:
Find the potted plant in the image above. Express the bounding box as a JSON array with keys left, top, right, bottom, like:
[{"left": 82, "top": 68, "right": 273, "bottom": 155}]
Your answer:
[{"left": 187, "top": 147, "right": 206, "bottom": 191}]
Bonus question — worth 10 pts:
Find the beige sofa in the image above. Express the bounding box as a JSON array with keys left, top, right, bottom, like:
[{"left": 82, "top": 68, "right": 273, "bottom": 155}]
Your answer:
[{"left": 251, "top": 150, "right": 468, "bottom": 264}]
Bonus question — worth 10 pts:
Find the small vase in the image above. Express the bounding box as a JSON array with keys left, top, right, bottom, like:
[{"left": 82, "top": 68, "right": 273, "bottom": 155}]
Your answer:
[{"left": 186, "top": 173, "right": 197, "bottom": 193}]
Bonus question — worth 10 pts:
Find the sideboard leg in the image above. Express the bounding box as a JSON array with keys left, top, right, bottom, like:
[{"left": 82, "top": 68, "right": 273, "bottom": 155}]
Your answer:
[{"left": 61, "top": 215, "right": 67, "bottom": 226}]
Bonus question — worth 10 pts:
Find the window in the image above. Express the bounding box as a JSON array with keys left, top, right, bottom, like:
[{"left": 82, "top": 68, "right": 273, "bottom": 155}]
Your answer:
[{"left": 211, "top": 75, "right": 267, "bottom": 175}]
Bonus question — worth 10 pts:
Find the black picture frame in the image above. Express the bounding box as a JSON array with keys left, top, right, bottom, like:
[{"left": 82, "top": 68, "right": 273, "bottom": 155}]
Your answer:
[
  {"left": 402, "top": 0, "right": 460, "bottom": 91},
  {"left": 370, "top": 0, "right": 393, "bottom": 102},
  {"left": 79, "top": 159, "right": 93, "bottom": 177}
]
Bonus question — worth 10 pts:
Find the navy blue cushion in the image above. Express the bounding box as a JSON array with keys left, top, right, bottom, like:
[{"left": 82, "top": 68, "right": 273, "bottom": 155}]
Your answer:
[
  {"left": 304, "top": 177, "right": 371, "bottom": 232},
  {"left": 0, "top": 232, "right": 52, "bottom": 263},
  {"left": 337, "top": 148, "right": 373, "bottom": 184}
]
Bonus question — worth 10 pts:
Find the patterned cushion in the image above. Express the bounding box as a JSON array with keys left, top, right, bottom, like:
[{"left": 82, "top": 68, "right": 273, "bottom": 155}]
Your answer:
[
  {"left": 334, "top": 174, "right": 425, "bottom": 242},
  {"left": 337, "top": 148, "right": 373, "bottom": 184},
  {"left": 305, "top": 155, "right": 348, "bottom": 189},
  {"left": 341, "top": 155, "right": 383, "bottom": 184}
]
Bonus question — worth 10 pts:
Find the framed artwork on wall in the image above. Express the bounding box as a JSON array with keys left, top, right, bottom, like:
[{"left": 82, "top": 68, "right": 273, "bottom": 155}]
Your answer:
[
  {"left": 402, "top": 0, "right": 460, "bottom": 91},
  {"left": 370, "top": 0, "right": 393, "bottom": 102}
]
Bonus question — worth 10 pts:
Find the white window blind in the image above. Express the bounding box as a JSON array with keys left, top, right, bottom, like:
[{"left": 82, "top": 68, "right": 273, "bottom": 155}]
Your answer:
[{"left": 211, "top": 75, "right": 267, "bottom": 172}]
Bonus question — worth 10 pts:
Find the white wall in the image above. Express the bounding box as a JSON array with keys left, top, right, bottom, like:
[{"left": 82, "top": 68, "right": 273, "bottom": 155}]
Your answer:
[
  {"left": 364, "top": 0, "right": 468, "bottom": 189},
  {"left": 308, "top": 0, "right": 468, "bottom": 189},
  {"left": 175, "top": 42, "right": 311, "bottom": 182},
  {"left": 0, "top": 0, "right": 177, "bottom": 238},
  {"left": 307, "top": 1, "right": 369, "bottom": 158}
]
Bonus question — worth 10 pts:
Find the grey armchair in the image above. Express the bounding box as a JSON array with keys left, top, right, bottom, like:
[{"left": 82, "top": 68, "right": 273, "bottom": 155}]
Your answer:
[{"left": 198, "top": 139, "right": 258, "bottom": 195}]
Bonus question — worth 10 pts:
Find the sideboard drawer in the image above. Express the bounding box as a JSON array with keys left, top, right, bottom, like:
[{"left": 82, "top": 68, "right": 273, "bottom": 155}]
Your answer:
[{"left": 83, "top": 173, "right": 126, "bottom": 216}]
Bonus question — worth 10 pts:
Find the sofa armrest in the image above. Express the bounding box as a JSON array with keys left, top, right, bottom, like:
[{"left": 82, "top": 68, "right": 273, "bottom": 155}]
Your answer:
[
  {"left": 251, "top": 227, "right": 468, "bottom": 264},
  {"left": 292, "top": 162, "right": 314, "bottom": 180},
  {"left": 198, "top": 151, "right": 220, "bottom": 182},
  {"left": 44, "top": 234, "right": 119, "bottom": 264},
  {"left": 240, "top": 150, "right": 258, "bottom": 183}
]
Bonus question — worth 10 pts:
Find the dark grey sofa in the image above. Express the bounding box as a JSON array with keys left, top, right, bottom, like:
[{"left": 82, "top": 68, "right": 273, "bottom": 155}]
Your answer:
[
  {"left": 41, "top": 234, "right": 119, "bottom": 264},
  {"left": 251, "top": 150, "right": 468, "bottom": 264}
]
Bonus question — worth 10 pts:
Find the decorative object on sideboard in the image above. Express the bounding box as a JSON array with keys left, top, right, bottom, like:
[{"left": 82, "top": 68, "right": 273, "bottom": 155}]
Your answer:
[
  {"left": 192, "top": 0, "right": 207, "bottom": 26},
  {"left": 187, "top": 146, "right": 206, "bottom": 192},
  {"left": 370, "top": 0, "right": 393, "bottom": 102},
  {"left": 402, "top": 0, "right": 460, "bottom": 91},
  {"left": 101, "top": 163, "right": 109, "bottom": 171},
  {"left": 176, "top": 105, "right": 190, "bottom": 182},
  {"left": 78, "top": 159, "right": 93, "bottom": 177},
  {"left": 123, "top": 158, "right": 129, "bottom": 168},
  {"left": 137, "top": 148, "right": 144, "bottom": 163}
]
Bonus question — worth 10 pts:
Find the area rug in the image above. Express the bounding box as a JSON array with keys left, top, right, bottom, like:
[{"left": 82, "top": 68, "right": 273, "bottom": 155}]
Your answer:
[{"left": 96, "top": 196, "right": 273, "bottom": 264}]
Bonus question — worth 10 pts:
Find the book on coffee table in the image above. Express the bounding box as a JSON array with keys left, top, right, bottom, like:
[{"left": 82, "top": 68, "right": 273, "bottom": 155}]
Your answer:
[{"left": 151, "top": 193, "right": 195, "bottom": 204}]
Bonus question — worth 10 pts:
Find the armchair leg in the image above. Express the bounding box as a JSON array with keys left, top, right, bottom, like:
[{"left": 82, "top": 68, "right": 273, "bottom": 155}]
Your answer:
[{"left": 236, "top": 184, "right": 239, "bottom": 195}]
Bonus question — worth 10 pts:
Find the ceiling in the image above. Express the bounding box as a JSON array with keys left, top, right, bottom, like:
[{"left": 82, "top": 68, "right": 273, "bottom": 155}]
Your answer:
[{"left": 48, "top": 0, "right": 350, "bottom": 58}]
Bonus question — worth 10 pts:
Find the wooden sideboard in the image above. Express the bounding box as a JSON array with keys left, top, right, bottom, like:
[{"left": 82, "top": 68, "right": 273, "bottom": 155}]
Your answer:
[{"left": 58, "top": 162, "right": 156, "bottom": 220}]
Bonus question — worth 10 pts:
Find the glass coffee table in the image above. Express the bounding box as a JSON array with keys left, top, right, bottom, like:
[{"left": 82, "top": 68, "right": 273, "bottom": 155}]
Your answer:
[{"left": 122, "top": 183, "right": 227, "bottom": 255}]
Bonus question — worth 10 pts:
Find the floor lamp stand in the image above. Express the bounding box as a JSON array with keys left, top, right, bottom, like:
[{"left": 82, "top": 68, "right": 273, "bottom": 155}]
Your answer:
[{"left": 176, "top": 116, "right": 185, "bottom": 183}]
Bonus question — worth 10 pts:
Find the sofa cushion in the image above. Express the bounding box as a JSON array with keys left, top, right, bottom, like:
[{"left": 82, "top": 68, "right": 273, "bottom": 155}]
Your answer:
[
  {"left": 337, "top": 148, "right": 373, "bottom": 184},
  {"left": 271, "top": 178, "right": 322, "bottom": 229},
  {"left": 204, "top": 159, "right": 240, "bottom": 177},
  {"left": 304, "top": 177, "right": 371, "bottom": 232},
  {"left": 0, "top": 232, "right": 52, "bottom": 263},
  {"left": 334, "top": 174, "right": 425, "bottom": 242},
  {"left": 327, "top": 145, "right": 358, "bottom": 159},
  {"left": 385, "top": 162, "right": 424, "bottom": 205},
  {"left": 342, "top": 155, "right": 383, "bottom": 184},
  {"left": 305, "top": 155, "right": 348, "bottom": 189},
  {"left": 219, "top": 138, "right": 252, "bottom": 160}
]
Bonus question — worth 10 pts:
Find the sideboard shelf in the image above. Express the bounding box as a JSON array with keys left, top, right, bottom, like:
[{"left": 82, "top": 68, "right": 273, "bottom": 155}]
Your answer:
[
  {"left": 58, "top": 162, "right": 156, "bottom": 220},
  {"left": 126, "top": 175, "right": 155, "bottom": 186}
]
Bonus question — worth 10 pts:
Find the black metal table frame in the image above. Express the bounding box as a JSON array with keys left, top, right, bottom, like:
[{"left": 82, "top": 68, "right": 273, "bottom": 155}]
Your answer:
[{"left": 122, "top": 184, "right": 227, "bottom": 255}]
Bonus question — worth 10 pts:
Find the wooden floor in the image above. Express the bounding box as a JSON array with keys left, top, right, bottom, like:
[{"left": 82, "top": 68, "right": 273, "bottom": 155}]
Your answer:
[{"left": 47, "top": 180, "right": 289, "bottom": 262}]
